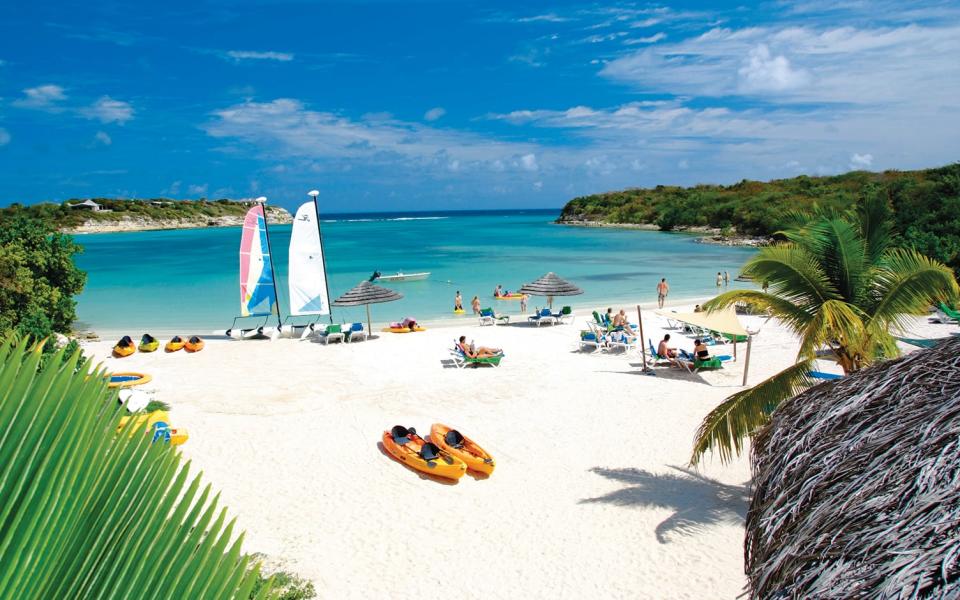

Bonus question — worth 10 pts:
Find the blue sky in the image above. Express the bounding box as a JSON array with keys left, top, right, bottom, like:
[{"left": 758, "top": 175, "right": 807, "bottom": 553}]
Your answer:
[{"left": 1, "top": 0, "right": 958, "bottom": 213}]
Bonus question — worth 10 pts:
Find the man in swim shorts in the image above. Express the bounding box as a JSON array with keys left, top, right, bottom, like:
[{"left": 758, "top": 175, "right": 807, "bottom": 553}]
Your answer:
[{"left": 657, "top": 278, "right": 669, "bottom": 308}]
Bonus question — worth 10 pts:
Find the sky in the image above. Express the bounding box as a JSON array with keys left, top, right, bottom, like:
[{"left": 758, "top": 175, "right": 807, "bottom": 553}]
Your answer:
[{"left": 0, "top": 0, "right": 958, "bottom": 213}]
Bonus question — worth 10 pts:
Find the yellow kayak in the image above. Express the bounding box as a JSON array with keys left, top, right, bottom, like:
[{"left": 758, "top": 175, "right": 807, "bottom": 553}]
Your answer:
[
  {"left": 117, "top": 410, "right": 188, "bottom": 446},
  {"left": 382, "top": 426, "right": 466, "bottom": 480},
  {"left": 431, "top": 423, "right": 496, "bottom": 475}
]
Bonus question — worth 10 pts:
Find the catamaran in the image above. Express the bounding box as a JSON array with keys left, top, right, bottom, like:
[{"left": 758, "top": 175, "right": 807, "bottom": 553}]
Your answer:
[
  {"left": 281, "top": 197, "right": 332, "bottom": 339},
  {"left": 223, "top": 199, "right": 281, "bottom": 339}
]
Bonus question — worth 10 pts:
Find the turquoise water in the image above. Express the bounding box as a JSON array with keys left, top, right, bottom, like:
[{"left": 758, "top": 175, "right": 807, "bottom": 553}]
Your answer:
[{"left": 72, "top": 209, "right": 757, "bottom": 333}]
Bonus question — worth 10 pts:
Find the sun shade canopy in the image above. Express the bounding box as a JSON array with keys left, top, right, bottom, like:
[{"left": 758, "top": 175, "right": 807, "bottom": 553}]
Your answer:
[
  {"left": 655, "top": 306, "right": 748, "bottom": 337},
  {"left": 331, "top": 281, "right": 403, "bottom": 306},
  {"left": 518, "top": 272, "right": 584, "bottom": 297}
]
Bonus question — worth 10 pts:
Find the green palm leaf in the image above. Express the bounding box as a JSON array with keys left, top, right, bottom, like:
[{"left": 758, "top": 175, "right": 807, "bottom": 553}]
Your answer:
[
  {"left": 690, "top": 361, "right": 816, "bottom": 466},
  {"left": 0, "top": 338, "right": 277, "bottom": 599}
]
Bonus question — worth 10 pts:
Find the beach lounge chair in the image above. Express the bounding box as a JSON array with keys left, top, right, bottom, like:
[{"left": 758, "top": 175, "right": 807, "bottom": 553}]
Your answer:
[
  {"left": 551, "top": 305, "right": 573, "bottom": 324},
  {"left": 605, "top": 330, "right": 637, "bottom": 353},
  {"left": 579, "top": 325, "right": 607, "bottom": 353},
  {"left": 321, "top": 324, "right": 345, "bottom": 345},
  {"left": 450, "top": 342, "right": 503, "bottom": 368},
  {"left": 646, "top": 339, "right": 692, "bottom": 372},
  {"left": 345, "top": 322, "right": 367, "bottom": 343},
  {"left": 934, "top": 302, "right": 960, "bottom": 323},
  {"left": 679, "top": 349, "right": 731, "bottom": 371},
  {"left": 478, "top": 307, "right": 509, "bottom": 326},
  {"left": 528, "top": 308, "right": 557, "bottom": 326}
]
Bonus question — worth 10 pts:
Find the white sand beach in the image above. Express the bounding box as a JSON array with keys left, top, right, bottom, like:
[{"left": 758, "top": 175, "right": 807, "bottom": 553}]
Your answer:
[{"left": 80, "top": 304, "right": 950, "bottom": 599}]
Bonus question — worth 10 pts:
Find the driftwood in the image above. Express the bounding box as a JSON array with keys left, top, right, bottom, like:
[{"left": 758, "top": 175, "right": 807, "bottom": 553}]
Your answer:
[{"left": 746, "top": 336, "right": 960, "bottom": 598}]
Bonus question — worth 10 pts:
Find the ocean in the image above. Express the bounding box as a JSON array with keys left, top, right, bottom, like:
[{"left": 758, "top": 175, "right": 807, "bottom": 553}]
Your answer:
[{"left": 72, "top": 209, "right": 757, "bottom": 334}]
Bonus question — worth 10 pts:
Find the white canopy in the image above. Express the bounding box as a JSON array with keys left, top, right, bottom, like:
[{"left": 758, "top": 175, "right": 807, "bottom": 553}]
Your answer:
[{"left": 655, "top": 306, "right": 748, "bottom": 337}]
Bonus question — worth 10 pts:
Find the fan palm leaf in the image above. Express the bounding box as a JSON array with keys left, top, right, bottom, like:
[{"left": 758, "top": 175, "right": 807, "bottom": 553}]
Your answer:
[{"left": 0, "top": 338, "right": 277, "bottom": 600}]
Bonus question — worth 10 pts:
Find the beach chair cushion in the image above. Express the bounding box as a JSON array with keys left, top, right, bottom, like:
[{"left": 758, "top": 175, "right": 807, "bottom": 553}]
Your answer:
[{"left": 327, "top": 324, "right": 341, "bottom": 334}]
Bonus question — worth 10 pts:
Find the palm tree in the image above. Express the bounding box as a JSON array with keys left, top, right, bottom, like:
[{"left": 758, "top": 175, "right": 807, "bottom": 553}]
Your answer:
[
  {"left": 691, "top": 196, "right": 959, "bottom": 464},
  {"left": 0, "top": 338, "right": 278, "bottom": 599}
]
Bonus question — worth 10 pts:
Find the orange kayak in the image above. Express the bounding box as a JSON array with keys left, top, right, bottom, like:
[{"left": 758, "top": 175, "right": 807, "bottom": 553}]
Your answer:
[
  {"left": 184, "top": 336, "right": 204, "bottom": 352},
  {"left": 382, "top": 426, "right": 466, "bottom": 480},
  {"left": 113, "top": 336, "right": 136, "bottom": 358},
  {"left": 431, "top": 423, "right": 496, "bottom": 475},
  {"left": 165, "top": 336, "right": 185, "bottom": 352}
]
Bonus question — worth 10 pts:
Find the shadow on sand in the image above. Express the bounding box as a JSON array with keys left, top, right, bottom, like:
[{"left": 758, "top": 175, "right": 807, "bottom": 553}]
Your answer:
[{"left": 581, "top": 465, "right": 749, "bottom": 543}]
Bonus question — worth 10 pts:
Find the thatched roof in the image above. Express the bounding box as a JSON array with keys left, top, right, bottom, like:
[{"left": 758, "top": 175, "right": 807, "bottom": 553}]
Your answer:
[
  {"left": 331, "top": 281, "right": 402, "bottom": 307},
  {"left": 746, "top": 336, "right": 960, "bottom": 598},
  {"left": 518, "top": 272, "right": 583, "bottom": 297}
]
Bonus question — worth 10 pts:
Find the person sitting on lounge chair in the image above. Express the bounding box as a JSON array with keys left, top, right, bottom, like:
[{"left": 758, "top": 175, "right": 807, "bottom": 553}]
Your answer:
[
  {"left": 612, "top": 309, "right": 636, "bottom": 335},
  {"left": 458, "top": 336, "right": 501, "bottom": 358},
  {"left": 693, "top": 339, "right": 711, "bottom": 361},
  {"left": 658, "top": 334, "right": 679, "bottom": 359}
]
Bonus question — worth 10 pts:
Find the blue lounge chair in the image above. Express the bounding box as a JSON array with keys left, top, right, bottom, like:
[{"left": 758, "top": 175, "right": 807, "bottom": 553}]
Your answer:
[{"left": 528, "top": 308, "right": 557, "bottom": 326}]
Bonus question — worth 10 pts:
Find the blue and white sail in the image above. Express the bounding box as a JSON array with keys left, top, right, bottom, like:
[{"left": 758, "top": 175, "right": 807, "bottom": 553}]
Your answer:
[
  {"left": 288, "top": 201, "right": 330, "bottom": 316},
  {"left": 239, "top": 204, "right": 277, "bottom": 317}
]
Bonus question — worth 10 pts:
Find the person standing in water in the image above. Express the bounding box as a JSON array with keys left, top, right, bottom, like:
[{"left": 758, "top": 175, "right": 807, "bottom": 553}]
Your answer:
[
  {"left": 471, "top": 295, "right": 481, "bottom": 314},
  {"left": 716, "top": 272, "right": 723, "bottom": 288},
  {"left": 723, "top": 271, "right": 730, "bottom": 286},
  {"left": 657, "top": 278, "right": 669, "bottom": 308},
  {"left": 454, "top": 291, "right": 463, "bottom": 311},
  {"left": 494, "top": 284, "right": 503, "bottom": 298},
  {"left": 520, "top": 293, "right": 528, "bottom": 313}
]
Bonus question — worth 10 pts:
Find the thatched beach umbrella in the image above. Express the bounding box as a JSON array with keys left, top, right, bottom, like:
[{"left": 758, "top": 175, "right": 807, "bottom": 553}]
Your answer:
[
  {"left": 518, "top": 272, "right": 583, "bottom": 309},
  {"left": 332, "top": 280, "right": 403, "bottom": 334},
  {"left": 745, "top": 337, "right": 960, "bottom": 598}
]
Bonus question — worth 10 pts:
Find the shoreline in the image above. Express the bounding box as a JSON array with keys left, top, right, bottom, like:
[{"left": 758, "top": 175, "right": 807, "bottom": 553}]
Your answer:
[
  {"left": 554, "top": 220, "right": 772, "bottom": 247},
  {"left": 74, "top": 293, "right": 725, "bottom": 340},
  {"left": 62, "top": 208, "right": 293, "bottom": 234}
]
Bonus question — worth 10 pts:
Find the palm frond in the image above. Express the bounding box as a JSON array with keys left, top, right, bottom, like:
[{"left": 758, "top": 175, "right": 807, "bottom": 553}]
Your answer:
[
  {"left": 856, "top": 190, "right": 894, "bottom": 265},
  {"left": 795, "top": 299, "right": 866, "bottom": 362},
  {"left": 805, "top": 217, "right": 866, "bottom": 303},
  {"left": 690, "top": 360, "right": 817, "bottom": 466},
  {"left": 870, "top": 248, "right": 960, "bottom": 331},
  {"left": 0, "top": 338, "right": 275, "bottom": 600},
  {"left": 740, "top": 246, "right": 840, "bottom": 310}
]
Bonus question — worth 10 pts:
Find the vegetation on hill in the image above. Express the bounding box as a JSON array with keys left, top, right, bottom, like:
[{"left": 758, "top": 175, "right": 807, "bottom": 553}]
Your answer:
[
  {"left": 0, "top": 198, "right": 287, "bottom": 230},
  {"left": 558, "top": 163, "right": 960, "bottom": 274},
  {"left": 0, "top": 216, "right": 86, "bottom": 342}
]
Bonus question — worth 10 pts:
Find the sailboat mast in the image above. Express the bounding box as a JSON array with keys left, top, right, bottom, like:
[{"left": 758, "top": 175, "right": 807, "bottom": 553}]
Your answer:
[
  {"left": 258, "top": 197, "right": 283, "bottom": 329},
  {"left": 309, "top": 190, "right": 334, "bottom": 324}
]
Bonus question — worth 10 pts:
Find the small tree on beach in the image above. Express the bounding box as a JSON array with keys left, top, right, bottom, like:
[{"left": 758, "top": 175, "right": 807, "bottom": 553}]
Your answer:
[{"left": 691, "top": 195, "right": 959, "bottom": 464}]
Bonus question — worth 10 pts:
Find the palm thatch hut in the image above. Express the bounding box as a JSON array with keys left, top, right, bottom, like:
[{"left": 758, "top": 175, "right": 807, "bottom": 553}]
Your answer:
[
  {"left": 746, "top": 337, "right": 960, "bottom": 598},
  {"left": 331, "top": 281, "right": 403, "bottom": 333}
]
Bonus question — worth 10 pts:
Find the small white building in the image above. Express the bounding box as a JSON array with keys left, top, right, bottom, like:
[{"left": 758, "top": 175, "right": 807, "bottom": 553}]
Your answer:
[{"left": 68, "top": 200, "right": 102, "bottom": 211}]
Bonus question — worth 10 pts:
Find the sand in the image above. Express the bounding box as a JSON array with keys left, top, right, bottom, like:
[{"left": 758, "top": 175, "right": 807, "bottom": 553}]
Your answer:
[{"left": 81, "top": 303, "right": 951, "bottom": 599}]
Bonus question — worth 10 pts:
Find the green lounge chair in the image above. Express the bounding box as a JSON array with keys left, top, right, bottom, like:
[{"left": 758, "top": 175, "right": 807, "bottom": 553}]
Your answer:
[
  {"left": 322, "top": 324, "right": 344, "bottom": 344},
  {"left": 451, "top": 343, "right": 503, "bottom": 368},
  {"left": 939, "top": 302, "right": 960, "bottom": 321}
]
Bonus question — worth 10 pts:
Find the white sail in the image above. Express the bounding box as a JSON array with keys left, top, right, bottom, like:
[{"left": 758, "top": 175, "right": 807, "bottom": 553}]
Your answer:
[{"left": 288, "top": 201, "right": 330, "bottom": 315}]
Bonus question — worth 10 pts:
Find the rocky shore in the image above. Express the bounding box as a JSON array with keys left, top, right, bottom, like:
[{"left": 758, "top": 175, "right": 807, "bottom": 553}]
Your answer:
[
  {"left": 63, "top": 206, "right": 293, "bottom": 234},
  {"left": 555, "top": 219, "right": 772, "bottom": 247}
]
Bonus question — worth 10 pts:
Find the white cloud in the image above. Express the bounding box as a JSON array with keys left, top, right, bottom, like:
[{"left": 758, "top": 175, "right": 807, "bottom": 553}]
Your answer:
[
  {"left": 738, "top": 44, "right": 811, "bottom": 92},
  {"left": 624, "top": 33, "right": 667, "bottom": 45},
  {"left": 188, "top": 183, "right": 209, "bottom": 196},
  {"left": 93, "top": 131, "right": 112, "bottom": 146},
  {"left": 601, "top": 24, "right": 960, "bottom": 105},
  {"left": 81, "top": 96, "right": 134, "bottom": 123},
  {"left": 424, "top": 107, "right": 446, "bottom": 121},
  {"left": 519, "top": 153, "right": 538, "bottom": 171},
  {"left": 226, "top": 50, "right": 294, "bottom": 62},
  {"left": 0, "top": 128, "right": 9, "bottom": 146},
  {"left": 514, "top": 13, "right": 570, "bottom": 23},
  {"left": 850, "top": 153, "right": 873, "bottom": 169},
  {"left": 205, "top": 98, "right": 541, "bottom": 170},
  {"left": 13, "top": 84, "right": 67, "bottom": 110}
]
